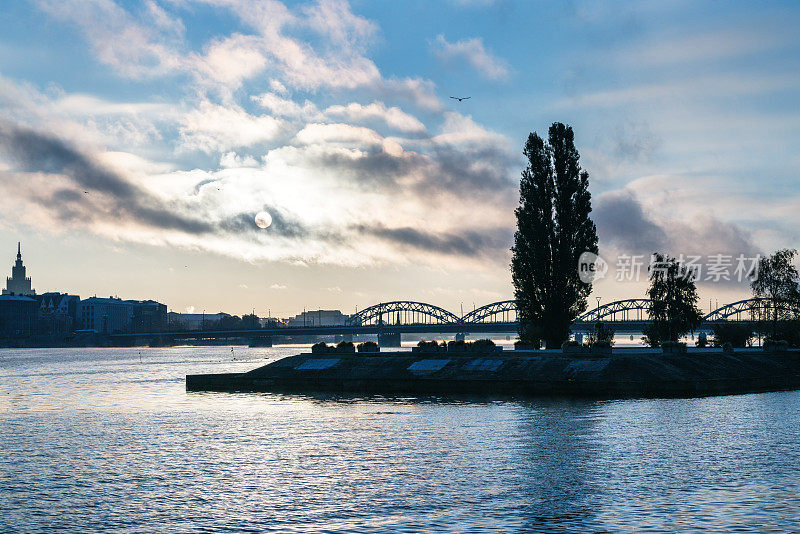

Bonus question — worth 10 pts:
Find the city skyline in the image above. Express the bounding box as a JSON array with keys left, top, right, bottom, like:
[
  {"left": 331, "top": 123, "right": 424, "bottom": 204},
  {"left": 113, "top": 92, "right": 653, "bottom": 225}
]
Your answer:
[{"left": 1, "top": 1, "right": 799, "bottom": 316}]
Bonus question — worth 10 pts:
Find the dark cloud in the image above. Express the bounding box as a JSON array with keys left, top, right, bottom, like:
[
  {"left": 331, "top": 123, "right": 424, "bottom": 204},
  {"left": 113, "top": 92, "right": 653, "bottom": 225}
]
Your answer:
[
  {"left": 594, "top": 190, "right": 669, "bottom": 253},
  {"left": 594, "top": 189, "right": 761, "bottom": 288},
  {"left": 312, "top": 141, "right": 517, "bottom": 199},
  {"left": 359, "top": 224, "right": 513, "bottom": 258},
  {"left": 219, "top": 210, "right": 310, "bottom": 240},
  {"left": 0, "top": 119, "right": 214, "bottom": 234}
]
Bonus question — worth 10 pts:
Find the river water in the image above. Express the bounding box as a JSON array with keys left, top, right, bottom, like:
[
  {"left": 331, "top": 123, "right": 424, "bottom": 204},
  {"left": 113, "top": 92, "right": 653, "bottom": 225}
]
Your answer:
[{"left": 1, "top": 346, "right": 799, "bottom": 533}]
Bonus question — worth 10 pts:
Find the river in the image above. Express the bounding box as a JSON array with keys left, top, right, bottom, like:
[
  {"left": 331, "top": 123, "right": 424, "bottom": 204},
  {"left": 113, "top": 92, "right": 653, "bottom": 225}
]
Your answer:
[{"left": 1, "top": 346, "right": 798, "bottom": 533}]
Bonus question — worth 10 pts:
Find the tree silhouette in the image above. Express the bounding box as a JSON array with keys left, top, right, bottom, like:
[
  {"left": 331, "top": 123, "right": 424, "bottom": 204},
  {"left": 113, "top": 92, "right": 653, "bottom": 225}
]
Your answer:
[
  {"left": 240, "top": 313, "right": 261, "bottom": 330},
  {"left": 643, "top": 253, "right": 702, "bottom": 346},
  {"left": 511, "top": 123, "right": 598, "bottom": 348}
]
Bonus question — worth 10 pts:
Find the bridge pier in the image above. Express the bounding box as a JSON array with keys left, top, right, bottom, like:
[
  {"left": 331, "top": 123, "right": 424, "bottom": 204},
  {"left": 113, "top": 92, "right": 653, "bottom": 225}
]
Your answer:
[{"left": 378, "top": 332, "right": 401, "bottom": 347}]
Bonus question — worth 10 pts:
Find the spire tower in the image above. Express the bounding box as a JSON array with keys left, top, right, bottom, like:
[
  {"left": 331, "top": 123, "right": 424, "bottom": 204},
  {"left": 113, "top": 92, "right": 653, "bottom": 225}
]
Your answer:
[{"left": 3, "top": 241, "right": 35, "bottom": 296}]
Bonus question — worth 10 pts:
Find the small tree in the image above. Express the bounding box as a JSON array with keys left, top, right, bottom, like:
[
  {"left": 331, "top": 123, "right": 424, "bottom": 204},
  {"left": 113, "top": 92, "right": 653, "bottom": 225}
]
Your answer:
[
  {"left": 643, "top": 253, "right": 702, "bottom": 346},
  {"left": 696, "top": 332, "right": 708, "bottom": 348},
  {"left": 511, "top": 123, "right": 598, "bottom": 349},
  {"left": 587, "top": 321, "right": 615, "bottom": 346},
  {"left": 712, "top": 323, "right": 754, "bottom": 348},
  {"left": 773, "top": 319, "right": 800, "bottom": 347},
  {"left": 217, "top": 315, "right": 243, "bottom": 330},
  {"left": 750, "top": 249, "right": 800, "bottom": 340},
  {"left": 240, "top": 313, "right": 261, "bottom": 330}
]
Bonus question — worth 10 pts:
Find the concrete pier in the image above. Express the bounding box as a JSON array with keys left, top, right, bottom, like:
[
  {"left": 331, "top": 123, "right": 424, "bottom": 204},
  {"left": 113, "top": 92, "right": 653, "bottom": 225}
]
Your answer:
[{"left": 187, "top": 348, "right": 800, "bottom": 399}]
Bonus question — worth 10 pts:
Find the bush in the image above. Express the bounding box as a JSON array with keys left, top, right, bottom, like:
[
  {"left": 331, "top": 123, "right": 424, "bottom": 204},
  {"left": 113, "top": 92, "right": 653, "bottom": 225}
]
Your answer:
[
  {"left": 416, "top": 340, "right": 443, "bottom": 353},
  {"left": 696, "top": 332, "right": 708, "bottom": 348},
  {"left": 336, "top": 341, "right": 355, "bottom": 353},
  {"left": 712, "top": 323, "right": 754, "bottom": 348},
  {"left": 591, "top": 339, "right": 612, "bottom": 348},
  {"left": 561, "top": 340, "right": 580, "bottom": 351},
  {"left": 472, "top": 339, "right": 496, "bottom": 352},
  {"left": 447, "top": 340, "right": 467, "bottom": 352},
  {"left": 722, "top": 342, "right": 733, "bottom": 353},
  {"left": 357, "top": 341, "right": 379, "bottom": 353},
  {"left": 311, "top": 341, "right": 329, "bottom": 354}
]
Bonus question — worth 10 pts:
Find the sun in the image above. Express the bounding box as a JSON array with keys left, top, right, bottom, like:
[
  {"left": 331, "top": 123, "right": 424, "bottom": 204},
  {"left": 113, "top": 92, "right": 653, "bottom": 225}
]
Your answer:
[{"left": 254, "top": 211, "right": 272, "bottom": 229}]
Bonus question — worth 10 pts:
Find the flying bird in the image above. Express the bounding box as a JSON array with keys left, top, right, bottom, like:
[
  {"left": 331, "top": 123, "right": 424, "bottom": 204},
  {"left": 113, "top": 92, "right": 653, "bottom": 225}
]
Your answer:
[{"left": 450, "top": 96, "right": 471, "bottom": 102}]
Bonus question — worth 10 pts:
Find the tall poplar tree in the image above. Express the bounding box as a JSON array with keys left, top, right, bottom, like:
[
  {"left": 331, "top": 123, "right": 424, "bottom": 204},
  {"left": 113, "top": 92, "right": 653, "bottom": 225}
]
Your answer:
[{"left": 511, "top": 123, "right": 598, "bottom": 348}]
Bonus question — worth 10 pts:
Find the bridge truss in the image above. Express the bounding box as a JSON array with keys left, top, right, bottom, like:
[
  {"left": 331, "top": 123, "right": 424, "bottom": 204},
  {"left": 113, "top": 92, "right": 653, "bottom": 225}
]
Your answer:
[
  {"left": 347, "top": 297, "right": 795, "bottom": 327},
  {"left": 576, "top": 299, "right": 651, "bottom": 323},
  {"left": 460, "top": 300, "right": 517, "bottom": 324},
  {"left": 347, "top": 301, "right": 461, "bottom": 326},
  {"left": 703, "top": 297, "right": 800, "bottom": 322}
]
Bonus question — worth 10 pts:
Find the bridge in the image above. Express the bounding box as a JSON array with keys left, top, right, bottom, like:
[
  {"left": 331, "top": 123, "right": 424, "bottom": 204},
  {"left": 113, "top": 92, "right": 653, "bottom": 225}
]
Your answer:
[{"left": 110, "top": 297, "right": 797, "bottom": 346}]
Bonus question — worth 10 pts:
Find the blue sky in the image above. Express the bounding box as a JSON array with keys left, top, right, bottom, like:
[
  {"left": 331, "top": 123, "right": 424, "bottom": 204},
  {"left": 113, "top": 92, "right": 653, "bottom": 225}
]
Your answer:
[{"left": 0, "top": 0, "right": 799, "bottom": 316}]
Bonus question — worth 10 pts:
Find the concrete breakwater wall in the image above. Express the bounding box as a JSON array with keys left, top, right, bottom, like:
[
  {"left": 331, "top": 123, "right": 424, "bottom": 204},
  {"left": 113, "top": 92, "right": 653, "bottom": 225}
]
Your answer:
[{"left": 186, "top": 349, "right": 800, "bottom": 399}]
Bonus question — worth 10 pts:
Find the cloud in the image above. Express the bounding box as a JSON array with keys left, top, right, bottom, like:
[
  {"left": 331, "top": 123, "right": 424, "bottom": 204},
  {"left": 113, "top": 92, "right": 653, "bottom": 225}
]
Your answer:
[
  {"left": 0, "top": 119, "right": 213, "bottom": 234},
  {"left": 301, "top": 0, "right": 378, "bottom": 49},
  {"left": 2, "top": 1, "right": 521, "bottom": 269},
  {"left": 594, "top": 188, "right": 760, "bottom": 266},
  {"left": 324, "top": 102, "right": 427, "bottom": 134},
  {"left": 34, "top": 0, "right": 184, "bottom": 79},
  {"left": 432, "top": 34, "right": 510, "bottom": 81},
  {"left": 179, "top": 101, "right": 286, "bottom": 153},
  {"left": 192, "top": 34, "right": 269, "bottom": 88},
  {"left": 294, "top": 123, "right": 383, "bottom": 147},
  {"left": 594, "top": 190, "right": 668, "bottom": 253},
  {"left": 270, "top": 283, "right": 287, "bottom": 290},
  {"left": 253, "top": 93, "right": 320, "bottom": 119},
  {"left": 36, "top": 0, "right": 441, "bottom": 109},
  {"left": 361, "top": 224, "right": 513, "bottom": 258},
  {"left": 559, "top": 73, "right": 800, "bottom": 109},
  {"left": 616, "top": 24, "right": 799, "bottom": 67}
]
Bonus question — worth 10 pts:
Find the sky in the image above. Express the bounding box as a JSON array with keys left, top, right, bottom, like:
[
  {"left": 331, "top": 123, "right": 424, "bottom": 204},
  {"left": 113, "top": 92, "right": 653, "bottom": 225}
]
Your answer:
[{"left": 0, "top": 0, "right": 799, "bottom": 318}]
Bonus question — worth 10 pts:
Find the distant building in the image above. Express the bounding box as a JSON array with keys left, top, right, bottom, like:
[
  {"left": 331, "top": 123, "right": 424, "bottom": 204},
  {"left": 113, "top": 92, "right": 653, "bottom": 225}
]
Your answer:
[
  {"left": 3, "top": 242, "right": 35, "bottom": 296},
  {"left": 77, "top": 297, "right": 134, "bottom": 334},
  {"left": 288, "top": 309, "right": 348, "bottom": 327},
  {"left": 0, "top": 294, "right": 38, "bottom": 337},
  {"left": 36, "top": 292, "right": 80, "bottom": 335},
  {"left": 128, "top": 300, "right": 168, "bottom": 333},
  {"left": 167, "top": 312, "right": 231, "bottom": 331}
]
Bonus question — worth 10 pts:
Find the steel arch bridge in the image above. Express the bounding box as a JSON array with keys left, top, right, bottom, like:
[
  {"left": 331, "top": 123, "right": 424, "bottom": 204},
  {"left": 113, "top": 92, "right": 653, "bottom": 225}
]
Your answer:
[
  {"left": 576, "top": 299, "right": 652, "bottom": 323},
  {"left": 343, "top": 297, "right": 798, "bottom": 328},
  {"left": 703, "top": 297, "right": 800, "bottom": 322},
  {"left": 460, "top": 300, "right": 517, "bottom": 324},
  {"left": 346, "top": 301, "right": 462, "bottom": 326}
]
